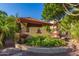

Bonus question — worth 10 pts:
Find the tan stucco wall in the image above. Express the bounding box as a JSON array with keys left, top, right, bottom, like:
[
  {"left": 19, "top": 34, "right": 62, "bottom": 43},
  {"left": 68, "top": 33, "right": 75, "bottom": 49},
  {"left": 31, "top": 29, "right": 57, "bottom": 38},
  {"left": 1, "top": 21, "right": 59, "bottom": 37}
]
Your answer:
[
  {"left": 21, "top": 23, "right": 50, "bottom": 36},
  {"left": 27, "top": 27, "right": 50, "bottom": 36}
]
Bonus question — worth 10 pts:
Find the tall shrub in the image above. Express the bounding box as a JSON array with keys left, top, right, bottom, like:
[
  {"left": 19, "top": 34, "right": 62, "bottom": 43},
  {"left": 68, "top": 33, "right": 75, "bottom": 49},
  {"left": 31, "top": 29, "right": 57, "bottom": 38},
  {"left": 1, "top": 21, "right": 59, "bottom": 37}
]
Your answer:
[{"left": 70, "top": 21, "right": 79, "bottom": 40}]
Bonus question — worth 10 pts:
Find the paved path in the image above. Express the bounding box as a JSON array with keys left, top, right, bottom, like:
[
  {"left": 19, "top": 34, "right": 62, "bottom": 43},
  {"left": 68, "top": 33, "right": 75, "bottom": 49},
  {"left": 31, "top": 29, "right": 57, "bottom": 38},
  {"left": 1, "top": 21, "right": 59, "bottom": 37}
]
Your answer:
[
  {"left": 0, "top": 47, "right": 71, "bottom": 56},
  {"left": 13, "top": 50, "right": 79, "bottom": 56},
  {"left": 0, "top": 47, "right": 79, "bottom": 56}
]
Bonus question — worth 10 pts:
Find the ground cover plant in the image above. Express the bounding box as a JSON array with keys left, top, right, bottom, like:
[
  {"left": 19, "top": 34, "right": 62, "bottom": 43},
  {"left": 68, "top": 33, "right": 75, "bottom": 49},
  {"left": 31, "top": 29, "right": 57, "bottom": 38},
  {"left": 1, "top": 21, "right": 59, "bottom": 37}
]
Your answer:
[{"left": 24, "top": 36, "right": 66, "bottom": 47}]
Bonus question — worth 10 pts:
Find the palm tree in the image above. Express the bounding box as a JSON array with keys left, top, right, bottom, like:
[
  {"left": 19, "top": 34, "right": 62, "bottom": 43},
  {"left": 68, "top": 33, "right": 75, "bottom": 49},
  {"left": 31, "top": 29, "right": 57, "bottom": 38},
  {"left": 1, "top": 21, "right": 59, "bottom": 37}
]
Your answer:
[{"left": 0, "top": 11, "right": 18, "bottom": 47}]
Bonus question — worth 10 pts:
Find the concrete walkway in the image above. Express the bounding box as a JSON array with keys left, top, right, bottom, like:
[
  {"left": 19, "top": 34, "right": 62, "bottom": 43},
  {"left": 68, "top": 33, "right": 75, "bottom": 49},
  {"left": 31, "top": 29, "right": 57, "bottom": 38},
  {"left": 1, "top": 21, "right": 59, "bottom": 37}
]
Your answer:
[{"left": 0, "top": 47, "right": 74, "bottom": 56}]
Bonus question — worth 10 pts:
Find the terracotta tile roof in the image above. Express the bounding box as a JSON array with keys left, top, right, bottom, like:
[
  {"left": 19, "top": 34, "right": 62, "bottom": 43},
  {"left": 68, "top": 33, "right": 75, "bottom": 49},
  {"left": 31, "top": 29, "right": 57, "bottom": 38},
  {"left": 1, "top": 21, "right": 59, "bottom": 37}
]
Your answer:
[{"left": 17, "top": 17, "right": 53, "bottom": 26}]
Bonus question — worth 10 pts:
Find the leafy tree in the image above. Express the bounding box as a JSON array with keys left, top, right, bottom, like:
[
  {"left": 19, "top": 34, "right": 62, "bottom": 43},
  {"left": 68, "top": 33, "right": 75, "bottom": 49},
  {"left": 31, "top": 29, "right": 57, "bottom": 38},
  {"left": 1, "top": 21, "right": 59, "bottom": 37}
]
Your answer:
[
  {"left": 60, "top": 15, "right": 79, "bottom": 39},
  {"left": 42, "top": 3, "right": 79, "bottom": 21},
  {"left": 42, "top": 3, "right": 65, "bottom": 21},
  {"left": 60, "top": 15, "right": 79, "bottom": 31},
  {"left": 42, "top": 3, "right": 79, "bottom": 40}
]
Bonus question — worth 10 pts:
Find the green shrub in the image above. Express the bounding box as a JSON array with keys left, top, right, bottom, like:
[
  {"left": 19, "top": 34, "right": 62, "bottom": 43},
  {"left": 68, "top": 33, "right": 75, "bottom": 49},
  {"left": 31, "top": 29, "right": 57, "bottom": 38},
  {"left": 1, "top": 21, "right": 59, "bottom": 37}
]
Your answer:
[
  {"left": 24, "top": 36, "right": 66, "bottom": 47},
  {"left": 70, "top": 22, "right": 79, "bottom": 40}
]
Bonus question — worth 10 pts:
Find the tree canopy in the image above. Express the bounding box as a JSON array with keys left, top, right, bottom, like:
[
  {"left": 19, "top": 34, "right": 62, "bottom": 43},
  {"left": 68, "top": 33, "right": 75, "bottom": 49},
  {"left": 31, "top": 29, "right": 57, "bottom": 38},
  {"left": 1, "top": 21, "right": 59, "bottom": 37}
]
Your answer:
[
  {"left": 42, "top": 3, "right": 79, "bottom": 39},
  {"left": 42, "top": 3, "right": 65, "bottom": 21},
  {"left": 42, "top": 3, "right": 79, "bottom": 21}
]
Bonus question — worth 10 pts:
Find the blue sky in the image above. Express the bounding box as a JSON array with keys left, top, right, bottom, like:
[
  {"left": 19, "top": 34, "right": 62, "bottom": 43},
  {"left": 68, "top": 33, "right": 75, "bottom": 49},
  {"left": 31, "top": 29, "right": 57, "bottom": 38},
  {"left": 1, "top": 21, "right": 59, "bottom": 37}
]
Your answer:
[{"left": 0, "top": 3, "right": 44, "bottom": 19}]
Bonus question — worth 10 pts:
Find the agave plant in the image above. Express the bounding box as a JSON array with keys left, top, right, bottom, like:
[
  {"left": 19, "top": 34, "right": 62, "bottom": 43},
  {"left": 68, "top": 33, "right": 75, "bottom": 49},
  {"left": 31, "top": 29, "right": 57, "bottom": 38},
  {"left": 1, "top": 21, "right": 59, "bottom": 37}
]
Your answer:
[{"left": 0, "top": 11, "right": 18, "bottom": 47}]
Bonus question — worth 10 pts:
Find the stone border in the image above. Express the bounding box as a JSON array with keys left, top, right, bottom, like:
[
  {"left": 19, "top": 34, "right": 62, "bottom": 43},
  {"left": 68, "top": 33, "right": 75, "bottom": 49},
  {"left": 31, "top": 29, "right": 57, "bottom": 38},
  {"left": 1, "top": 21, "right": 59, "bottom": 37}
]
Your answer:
[{"left": 15, "top": 44, "right": 72, "bottom": 54}]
